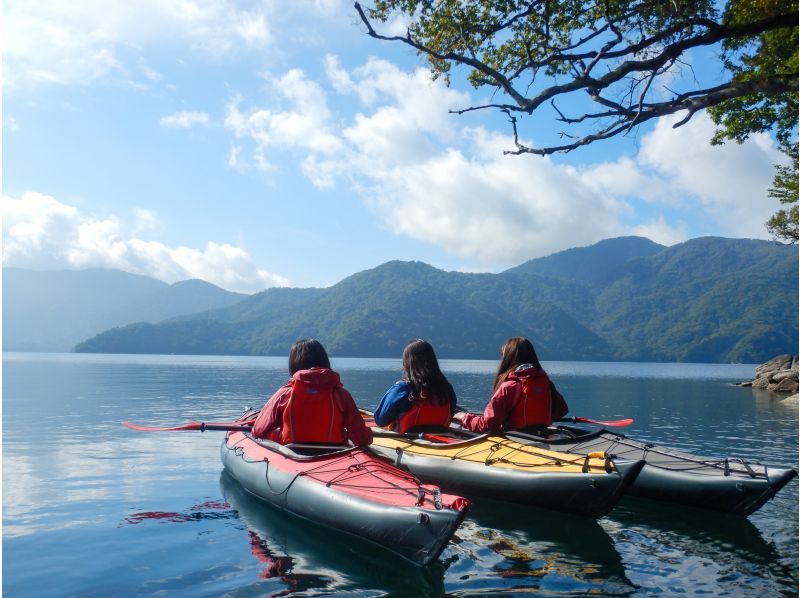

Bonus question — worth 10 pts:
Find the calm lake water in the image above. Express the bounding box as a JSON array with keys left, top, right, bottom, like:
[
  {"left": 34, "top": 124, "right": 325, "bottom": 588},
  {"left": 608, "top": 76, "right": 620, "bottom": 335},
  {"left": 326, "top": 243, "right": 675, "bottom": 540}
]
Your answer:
[{"left": 3, "top": 353, "right": 798, "bottom": 596}]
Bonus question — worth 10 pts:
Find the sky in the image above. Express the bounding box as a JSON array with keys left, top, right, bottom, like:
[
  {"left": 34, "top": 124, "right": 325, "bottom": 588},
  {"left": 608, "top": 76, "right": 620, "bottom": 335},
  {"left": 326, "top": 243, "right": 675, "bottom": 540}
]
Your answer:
[{"left": 2, "top": 0, "right": 787, "bottom": 293}]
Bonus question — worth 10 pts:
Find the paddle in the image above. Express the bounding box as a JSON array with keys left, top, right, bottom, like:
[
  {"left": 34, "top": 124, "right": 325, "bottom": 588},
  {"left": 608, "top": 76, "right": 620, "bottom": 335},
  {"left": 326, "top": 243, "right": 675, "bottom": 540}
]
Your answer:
[
  {"left": 451, "top": 409, "right": 633, "bottom": 428},
  {"left": 122, "top": 420, "right": 253, "bottom": 432},
  {"left": 555, "top": 416, "right": 633, "bottom": 428}
]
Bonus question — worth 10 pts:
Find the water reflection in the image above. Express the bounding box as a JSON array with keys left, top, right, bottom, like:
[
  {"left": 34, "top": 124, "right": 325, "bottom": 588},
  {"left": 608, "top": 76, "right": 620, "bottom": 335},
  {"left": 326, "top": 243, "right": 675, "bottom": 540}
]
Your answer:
[
  {"left": 605, "top": 497, "right": 798, "bottom": 594},
  {"left": 219, "top": 471, "right": 448, "bottom": 596},
  {"left": 456, "top": 498, "right": 634, "bottom": 594}
]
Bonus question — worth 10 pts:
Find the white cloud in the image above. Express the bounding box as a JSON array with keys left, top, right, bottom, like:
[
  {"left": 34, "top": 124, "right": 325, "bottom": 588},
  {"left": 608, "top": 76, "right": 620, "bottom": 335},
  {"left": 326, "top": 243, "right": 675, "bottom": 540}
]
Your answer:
[
  {"left": 133, "top": 208, "right": 162, "bottom": 235},
  {"left": 159, "top": 111, "right": 210, "bottom": 128},
  {"left": 225, "top": 56, "right": 783, "bottom": 266},
  {"left": 223, "top": 71, "right": 343, "bottom": 171},
  {"left": 1, "top": 192, "right": 289, "bottom": 293},
  {"left": 3, "top": 114, "right": 21, "bottom": 132},
  {"left": 633, "top": 113, "right": 782, "bottom": 237},
  {"left": 629, "top": 217, "right": 689, "bottom": 246},
  {"left": 3, "top": 0, "right": 275, "bottom": 90}
]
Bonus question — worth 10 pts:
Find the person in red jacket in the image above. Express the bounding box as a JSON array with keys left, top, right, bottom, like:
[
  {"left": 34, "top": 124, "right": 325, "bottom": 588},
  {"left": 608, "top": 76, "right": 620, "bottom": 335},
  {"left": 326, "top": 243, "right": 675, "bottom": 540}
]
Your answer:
[
  {"left": 251, "top": 339, "right": 373, "bottom": 446},
  {"left": 454, "top": 337, "right": 568, "bottom": 433}
]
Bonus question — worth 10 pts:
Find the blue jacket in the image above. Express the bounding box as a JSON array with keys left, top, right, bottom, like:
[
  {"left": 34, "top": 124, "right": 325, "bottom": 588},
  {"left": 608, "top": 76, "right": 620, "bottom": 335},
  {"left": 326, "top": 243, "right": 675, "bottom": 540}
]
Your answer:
[{"left": 374, "top": 380, "right": 456, "bottom": 427}]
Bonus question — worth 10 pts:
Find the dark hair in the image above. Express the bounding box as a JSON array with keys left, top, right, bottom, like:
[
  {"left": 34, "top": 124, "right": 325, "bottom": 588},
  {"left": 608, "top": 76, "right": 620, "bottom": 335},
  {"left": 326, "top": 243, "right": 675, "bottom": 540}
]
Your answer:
[
  {"left": 288, "top": 339, "right": 331, "bottom": 375},
  {"left": 493, "top": 337, "right": 542, "bottom": 391},
  {"left": 402, "top": 339, "right": 454, "bottom": 405}
]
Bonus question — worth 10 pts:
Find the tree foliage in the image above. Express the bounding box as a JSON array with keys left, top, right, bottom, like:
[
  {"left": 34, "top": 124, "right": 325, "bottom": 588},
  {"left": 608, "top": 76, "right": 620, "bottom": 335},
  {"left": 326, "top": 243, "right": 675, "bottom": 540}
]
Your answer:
[
  {"left": 765, "top": 140, "right": 799, "bottom": 243},
  {"left": 355, "top": 0, "right": 798, "bottom": 156}
]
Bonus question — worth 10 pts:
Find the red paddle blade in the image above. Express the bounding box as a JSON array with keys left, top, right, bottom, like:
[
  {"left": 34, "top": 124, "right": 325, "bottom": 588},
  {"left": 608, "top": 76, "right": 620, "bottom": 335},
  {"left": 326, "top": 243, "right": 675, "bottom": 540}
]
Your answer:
[
  {"left": 121, "top": 421, "right": 252, "bottom": 432},
  {"left": 572, "top": 417, "right": 633, "bottom": 427}
]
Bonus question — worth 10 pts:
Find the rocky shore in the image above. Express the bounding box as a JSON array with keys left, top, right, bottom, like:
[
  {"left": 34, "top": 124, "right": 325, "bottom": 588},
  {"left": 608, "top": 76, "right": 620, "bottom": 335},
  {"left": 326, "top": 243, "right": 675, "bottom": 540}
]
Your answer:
[{"left": 737, "top": 354, "right": 799, "bottom": 401}]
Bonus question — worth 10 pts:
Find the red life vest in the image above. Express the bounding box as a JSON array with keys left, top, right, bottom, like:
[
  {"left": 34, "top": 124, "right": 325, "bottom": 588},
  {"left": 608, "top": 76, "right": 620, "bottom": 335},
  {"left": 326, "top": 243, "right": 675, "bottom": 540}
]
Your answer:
[
  {"left": 280, "top": 369, "right": 346, "bottom": 444},
  {"left": 390, "top": 392, "right": 452, "bottom": 433},
  {"left": 506, "top": 368, "right": 553, "bottom": 429}
]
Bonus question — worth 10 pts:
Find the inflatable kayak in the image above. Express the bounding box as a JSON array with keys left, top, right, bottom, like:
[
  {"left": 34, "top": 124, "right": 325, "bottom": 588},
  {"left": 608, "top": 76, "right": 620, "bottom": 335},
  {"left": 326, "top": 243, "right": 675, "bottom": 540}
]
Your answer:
[
  {"left": 364, "top": 421, "right": 644, "bottom": 518},
  {"left": 221, "top": 430, "right": 470, "bottom": 567},
  {"left": 503, "top": 425, "right": 797, "bottom": 516}
]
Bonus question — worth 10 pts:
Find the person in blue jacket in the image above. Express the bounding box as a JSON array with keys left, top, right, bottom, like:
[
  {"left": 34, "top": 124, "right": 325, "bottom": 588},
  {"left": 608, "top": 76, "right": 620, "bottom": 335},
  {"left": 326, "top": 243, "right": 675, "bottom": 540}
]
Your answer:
[{"left": 374, "top": 339, "right": 457, "bottom": 432}]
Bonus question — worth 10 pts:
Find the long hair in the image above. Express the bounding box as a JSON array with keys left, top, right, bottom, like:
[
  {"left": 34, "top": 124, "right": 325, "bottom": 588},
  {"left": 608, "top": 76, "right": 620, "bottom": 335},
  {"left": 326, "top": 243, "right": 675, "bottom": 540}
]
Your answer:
[
  {"left": 288, "top": 339, "right": 331, "bottom": 375},
  {"left": 493, "top": 337, "right": 542, "bottom": 391},
  {"left": 402, "top": 339, "right": 453, "bottom": 405}
]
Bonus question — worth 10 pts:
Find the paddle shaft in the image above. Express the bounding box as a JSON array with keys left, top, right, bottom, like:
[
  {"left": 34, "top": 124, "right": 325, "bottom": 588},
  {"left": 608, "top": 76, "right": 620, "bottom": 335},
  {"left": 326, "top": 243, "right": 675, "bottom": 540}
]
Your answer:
[
  {"left": 451, "top": 408, "right": 632, "bottom": 428},
  {"left": 122, "top": 421, "right": 253, "bottom": 432}
]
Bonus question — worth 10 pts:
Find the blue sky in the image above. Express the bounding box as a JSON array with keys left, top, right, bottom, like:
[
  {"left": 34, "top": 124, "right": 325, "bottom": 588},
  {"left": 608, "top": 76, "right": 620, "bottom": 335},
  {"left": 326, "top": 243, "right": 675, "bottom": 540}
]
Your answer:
[{"left": 2, "top": 1, "right": 786, "bottom": 292}]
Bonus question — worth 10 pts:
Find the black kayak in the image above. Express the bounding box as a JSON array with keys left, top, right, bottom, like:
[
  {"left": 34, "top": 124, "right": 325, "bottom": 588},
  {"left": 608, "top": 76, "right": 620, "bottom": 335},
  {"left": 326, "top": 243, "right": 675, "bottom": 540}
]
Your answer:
[{"left": 503, "top": 425, "right": 797, "bottom": 516}]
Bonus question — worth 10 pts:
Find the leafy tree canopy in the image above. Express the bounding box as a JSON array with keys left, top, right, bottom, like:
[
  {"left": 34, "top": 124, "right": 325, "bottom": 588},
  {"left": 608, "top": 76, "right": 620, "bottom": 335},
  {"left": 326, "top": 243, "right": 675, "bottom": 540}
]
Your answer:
[
  {"left": 355, "top": 0, "right": 798, "bottom": 156},
  {"left": 766, "top": 140, "right": 799, "bottom": 242}
]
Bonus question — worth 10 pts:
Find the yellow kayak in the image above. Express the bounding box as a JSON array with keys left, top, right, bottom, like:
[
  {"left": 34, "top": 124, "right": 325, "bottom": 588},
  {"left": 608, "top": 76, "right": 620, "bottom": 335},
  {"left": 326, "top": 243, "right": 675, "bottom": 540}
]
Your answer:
[{"left": 364, "top": 414, "right": 644, "bottom": 517}]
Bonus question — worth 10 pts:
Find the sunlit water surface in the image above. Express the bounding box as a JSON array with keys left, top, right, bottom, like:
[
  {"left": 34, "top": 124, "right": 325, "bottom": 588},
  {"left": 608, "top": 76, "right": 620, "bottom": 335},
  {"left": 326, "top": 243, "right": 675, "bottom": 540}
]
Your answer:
[{"left": 3, "top": 353, "right": 798, "bottom": 596}]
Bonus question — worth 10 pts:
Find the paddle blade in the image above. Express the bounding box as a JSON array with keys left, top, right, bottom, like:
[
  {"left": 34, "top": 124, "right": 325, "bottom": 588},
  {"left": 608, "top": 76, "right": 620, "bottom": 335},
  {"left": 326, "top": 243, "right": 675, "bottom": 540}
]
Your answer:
[
  {"left": 122, "top": 421, "right": 252, "bottom": 432},
  {"left": 561, "top": 416, "right": 634, "bottom": 427}
]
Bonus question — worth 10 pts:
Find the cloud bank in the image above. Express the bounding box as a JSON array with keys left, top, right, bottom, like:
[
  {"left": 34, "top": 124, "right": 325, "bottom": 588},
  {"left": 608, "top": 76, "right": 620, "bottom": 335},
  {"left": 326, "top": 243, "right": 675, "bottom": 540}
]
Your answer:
[
  {"left": 3, "top": 0, "right": 273, "bottom": 90},
  {"left": 2, "top": 192, "right": 289, "bottom": 293},
  {"left": 224, "top": 56, "right": 782, "bottom": 267}
]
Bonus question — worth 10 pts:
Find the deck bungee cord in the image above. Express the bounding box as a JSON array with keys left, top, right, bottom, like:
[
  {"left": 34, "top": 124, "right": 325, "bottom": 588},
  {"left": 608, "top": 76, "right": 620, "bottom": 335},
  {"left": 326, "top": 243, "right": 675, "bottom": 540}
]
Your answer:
[
  {"left": 225, "top": 433, "right": 452, "bottom": 508},
  {"left": 530, "top": 431, "right": 769, "bottom": 478},
  {"left": 382, "top": 431, "right": 615, "bottom": 474}
]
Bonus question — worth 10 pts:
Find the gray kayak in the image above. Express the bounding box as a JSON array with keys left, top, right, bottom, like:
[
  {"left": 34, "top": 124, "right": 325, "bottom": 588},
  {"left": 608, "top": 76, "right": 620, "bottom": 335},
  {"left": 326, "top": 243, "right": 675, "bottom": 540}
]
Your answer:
[
  {"left": 221, "top": 430, "right": 470, "bottom": 566},
  {"left": 505, "top": 425, "right": 797, "bottom": 516},
  {"left": 367, "top": 428, "right": 645, "bottom": 518}
]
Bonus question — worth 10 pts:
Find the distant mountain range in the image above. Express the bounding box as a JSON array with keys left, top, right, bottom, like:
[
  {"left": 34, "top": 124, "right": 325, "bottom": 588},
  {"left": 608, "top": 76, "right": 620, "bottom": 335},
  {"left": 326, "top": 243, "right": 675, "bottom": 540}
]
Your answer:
[
  {"left": 3, "top": 268, "right": 246, "bottom": 352},
  {"left": 47, "top": 236, "right": 797, "bottom": 364}
]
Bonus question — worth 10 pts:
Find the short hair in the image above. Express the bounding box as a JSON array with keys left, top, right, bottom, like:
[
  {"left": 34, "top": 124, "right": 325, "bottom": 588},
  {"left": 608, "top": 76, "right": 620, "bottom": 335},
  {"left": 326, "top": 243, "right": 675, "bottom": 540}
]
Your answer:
[{"left": 288, "top": 339, "right": 331, "bottom": 375}]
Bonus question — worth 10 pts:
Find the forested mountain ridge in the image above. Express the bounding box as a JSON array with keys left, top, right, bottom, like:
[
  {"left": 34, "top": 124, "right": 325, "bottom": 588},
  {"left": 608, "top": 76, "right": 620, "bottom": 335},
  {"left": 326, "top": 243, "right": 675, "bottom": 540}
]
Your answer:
[{"left": 73, "top": 237, "right": 798, "bottom": 363}]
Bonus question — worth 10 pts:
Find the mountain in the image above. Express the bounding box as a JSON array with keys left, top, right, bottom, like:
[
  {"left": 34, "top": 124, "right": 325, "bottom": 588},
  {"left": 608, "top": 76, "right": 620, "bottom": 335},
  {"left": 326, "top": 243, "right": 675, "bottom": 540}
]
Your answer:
[
  {"left": 505, "top": 236, "right": 666, "bottom": 283},
  {"left": 2, "top": 268, "right": 247, "bottom": 351},
  {"left": 74, "top": 237, "right": 798, "bottom": 363}
]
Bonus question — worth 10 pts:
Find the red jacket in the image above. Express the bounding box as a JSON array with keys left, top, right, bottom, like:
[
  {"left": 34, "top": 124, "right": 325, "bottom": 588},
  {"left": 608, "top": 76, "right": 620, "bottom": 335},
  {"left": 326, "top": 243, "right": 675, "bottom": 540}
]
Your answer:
[
  {"left": 461, "top": 366, "right": 568, "bottom": 433},
  {"left": 251, "top": 368, "right": 373, "bottom": 446}
]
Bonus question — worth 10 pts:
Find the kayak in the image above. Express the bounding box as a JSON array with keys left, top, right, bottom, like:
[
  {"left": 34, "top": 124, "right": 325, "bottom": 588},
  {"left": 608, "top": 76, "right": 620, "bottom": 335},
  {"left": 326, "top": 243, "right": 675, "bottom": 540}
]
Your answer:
[
  {"left": 503, "top": 425, "right": 798, "bottom": 516},
  {"left": 221, "top": 430, "right": 471, "bottom": 567},
  {"left": 364, "top": 421, "right": 644, "bottom": 518}
]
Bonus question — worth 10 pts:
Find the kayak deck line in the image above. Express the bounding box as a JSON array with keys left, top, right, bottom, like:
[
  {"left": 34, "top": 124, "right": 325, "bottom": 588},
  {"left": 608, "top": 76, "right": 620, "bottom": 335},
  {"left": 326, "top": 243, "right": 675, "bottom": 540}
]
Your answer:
[
  {"left": 509, "top": 427, "right": 780, "bottom": 478},
  {"left": 373, "top": 433, "right": 617, "bottom": 474},
  {"left": 505, "top": 424, "right": 798, "bottom": 516},
  {"left": 360, "top": 416, "right": 642, "bottom": 517},
  {"left": 225, "top": 432, "right": 460, "bottom": 509},
  {"left": 221, "top": 430, "right": 471, "bottom": 567}
]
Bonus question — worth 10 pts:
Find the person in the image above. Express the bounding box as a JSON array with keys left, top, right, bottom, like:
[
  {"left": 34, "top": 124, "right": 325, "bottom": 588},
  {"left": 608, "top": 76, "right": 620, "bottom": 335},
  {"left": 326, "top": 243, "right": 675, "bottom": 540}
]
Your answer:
[
  {"left": 374, "top": 339, "right": 457, "bottom": 432},
  {"left": 454, "top": 337, "right": 568, "bottom": 433},
  {"left": 251, "top": 339, "right": 373, "bottom": 446}
]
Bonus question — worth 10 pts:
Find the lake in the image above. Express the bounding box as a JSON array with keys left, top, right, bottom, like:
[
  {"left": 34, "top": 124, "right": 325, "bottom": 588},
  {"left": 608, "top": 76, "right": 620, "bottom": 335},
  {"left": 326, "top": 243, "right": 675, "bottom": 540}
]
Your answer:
[{"left": 3, "top": 353, "right": 798, "bottom": 596}]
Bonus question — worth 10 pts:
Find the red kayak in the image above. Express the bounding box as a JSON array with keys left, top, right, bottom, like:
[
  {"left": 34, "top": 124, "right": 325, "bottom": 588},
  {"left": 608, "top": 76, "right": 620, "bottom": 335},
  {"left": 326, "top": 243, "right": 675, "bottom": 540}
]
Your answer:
[{"left": 221, "top": 430, "right": 471, "bottom": 567}]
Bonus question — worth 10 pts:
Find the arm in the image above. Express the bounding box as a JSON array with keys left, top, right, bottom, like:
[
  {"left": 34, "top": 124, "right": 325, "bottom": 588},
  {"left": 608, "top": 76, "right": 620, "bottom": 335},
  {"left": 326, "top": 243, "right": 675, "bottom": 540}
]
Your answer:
[
  {"left": 373, "top": 381, "right": 413, "bottom": 427},
  {"left": 460, "top": 382, "right": 518, "bottom": 433},
  {"left": 251, "top": 384, "right": 291, "bottom": 439},
  {"left": 338, "top": 389, "right": 374, "bottom": 447}
]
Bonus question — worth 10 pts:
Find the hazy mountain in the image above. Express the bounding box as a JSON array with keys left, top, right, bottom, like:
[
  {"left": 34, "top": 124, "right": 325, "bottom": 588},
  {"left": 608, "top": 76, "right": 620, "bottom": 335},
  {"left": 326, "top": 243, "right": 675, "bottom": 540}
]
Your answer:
[
  {"left": 74, "top": 237, "right": 798, "bottom": 363},
  {"left": 3, "top": 268, "right": 247, "bottom": 351}
]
